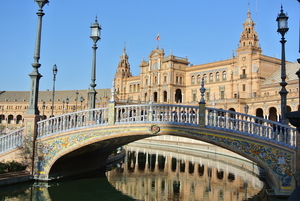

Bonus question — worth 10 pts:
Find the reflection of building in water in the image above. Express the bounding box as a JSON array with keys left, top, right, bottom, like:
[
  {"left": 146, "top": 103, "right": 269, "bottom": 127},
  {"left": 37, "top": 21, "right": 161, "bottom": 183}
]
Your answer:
[{"left": 107, "top": 137, "right": 264, "bottom": 201}]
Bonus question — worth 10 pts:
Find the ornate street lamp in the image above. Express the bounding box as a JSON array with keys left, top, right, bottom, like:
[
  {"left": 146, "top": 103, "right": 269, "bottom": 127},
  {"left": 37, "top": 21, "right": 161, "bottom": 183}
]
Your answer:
[
  {"left": 244, "top": 104, "right": 249, "bottom": 114},
  {"left": 88, "top": 17, "right": 101, "bottom": 109},
  {"left": 277, "top": 6, "right": 289, "bottom": 124},
  {"left": 66, "top": 97, "right": 69, "bottom": 113},
  {"left": 26, "top": 0, "right": 49, "bottom": 115},
  {"left": 296, "top": 69, "right": 300, "bottom": 111},
  {"left": 51, "top": 64, "right": 58, "bottom": 117},
  {"left": 62, "top": 100, "right": 65, "bottom": 114},
  {"left": 42, "top": 101, "right": 45, "bottom": 117},
  {"left": 75, "top": 90, "right": 79, "bottom": 111},
  {"left": 80, "top": 96, "right": 85, "bottom": 110}
]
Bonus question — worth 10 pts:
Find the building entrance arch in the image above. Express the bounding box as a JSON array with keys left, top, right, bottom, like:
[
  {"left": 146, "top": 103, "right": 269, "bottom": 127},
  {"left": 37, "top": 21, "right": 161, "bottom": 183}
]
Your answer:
[
  {"left": 153, "top": 92, "right": 158, "bottom": 102},
  {"left": 269, "top": 107, "right": 277, "bottom": 121},
  {"left": 175, "top": 89, "right": 182, "bottom": 103},
  {"left": 163, "top": 91, "right": 167, "bottom": 102},
  {"left": 256, "top": 108, "right": 264, "bottom": 118}
]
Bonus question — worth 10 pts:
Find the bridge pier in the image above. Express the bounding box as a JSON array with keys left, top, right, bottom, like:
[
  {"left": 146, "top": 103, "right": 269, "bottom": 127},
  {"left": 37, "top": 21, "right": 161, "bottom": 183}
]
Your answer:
[{"left": 23, "top": 114, "right": 40, "bottom": 174}]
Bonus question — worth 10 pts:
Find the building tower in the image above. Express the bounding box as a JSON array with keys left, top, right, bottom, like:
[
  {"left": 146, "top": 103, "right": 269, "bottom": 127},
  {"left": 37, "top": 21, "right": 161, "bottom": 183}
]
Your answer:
[
  {"left": 114, "top": 46, "right": 132, "bottom": 100},
  {"left": 235, "top": 7, "right": 262, "bottom": 100}
]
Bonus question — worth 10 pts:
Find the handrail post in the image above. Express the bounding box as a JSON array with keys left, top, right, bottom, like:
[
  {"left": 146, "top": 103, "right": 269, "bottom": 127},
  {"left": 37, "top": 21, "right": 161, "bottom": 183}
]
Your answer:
[
  {"left": 199, "top": 78, "right": 206, "bottom": 127},
  {"left": 148, "top": 98, "right": 153, "bottom": 121},
  {"left": 108, "top": 81, "right": 116, "bottom": 125},
  {"left": 108, "top": 101, "right": 116, "bottom": 125}
]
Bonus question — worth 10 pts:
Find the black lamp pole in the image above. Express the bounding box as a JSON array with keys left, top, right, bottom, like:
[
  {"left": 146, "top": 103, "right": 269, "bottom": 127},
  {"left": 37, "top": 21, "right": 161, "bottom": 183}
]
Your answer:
[
  {"left": 51, "top": 64, "right": 58, "bottom": 117},
  {"left": 26, "top": 0, "right": 49, "bottom": 115},
  {"left": 276, "top": 6, "right": 289, "bottom": 124},
  {"left": 88, "top": 17, "right": 101, "bottom": 109}
]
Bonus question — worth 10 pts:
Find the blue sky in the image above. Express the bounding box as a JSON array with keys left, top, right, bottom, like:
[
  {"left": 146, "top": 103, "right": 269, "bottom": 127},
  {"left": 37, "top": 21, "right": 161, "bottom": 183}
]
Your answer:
[{"left": 0, "top": 1, "right": 299, "bottom": 91}]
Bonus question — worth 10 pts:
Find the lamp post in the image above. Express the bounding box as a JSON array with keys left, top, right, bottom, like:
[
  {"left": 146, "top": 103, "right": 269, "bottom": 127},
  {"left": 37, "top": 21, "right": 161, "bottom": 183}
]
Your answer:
[
  {"left": 62, "top": 100, "right": 65, "bottom": 114},
  {"left": 80, "top": 96, "right": 85, "bottom": 110},
  {"left": 1, "top": 106, "right": 3, "bottom": 123},
  {"left": 297, "top": 68, "right": 300, "bottom": 110},
  {"left": 66, "top": 98, "right": 69, "bottom": 113},
  {"left": 26, "top": 0, "right": 49, "bottom": 115},
  {"left": 75, "top": 90, "right": 79, "bottom": 111},
  {"left": 244, "top": 104, "right": 249, "bottom": 114},
  {"left": 277, "top": 6, "right": 289, "bottom": 124},
  {"left": 88, "top": 17, "right": 101, "bottom": 109},
  {"left": 51, "top": 64, "right": 58, "bottom": 117},
  {"left": 42, "top": 101, "right": 45, "bottom": 118}
]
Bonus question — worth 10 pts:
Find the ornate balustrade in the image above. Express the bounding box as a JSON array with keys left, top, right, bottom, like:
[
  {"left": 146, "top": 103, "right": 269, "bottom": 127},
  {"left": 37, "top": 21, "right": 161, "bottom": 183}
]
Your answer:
[
  {"left": 37, "top": 107, "right": 108, "bottom": 139},
  {"left": 115, "top": 104, "right": 199, "bottom": 124},
  {"left": 0, "top": 128, "right": 24, "bottom": 154},
  {"left": 2, "top": 103, "right": 297, "bottom": 151},
  {"left": 206, "top": 107, "right": 297, "bottom": 148}
]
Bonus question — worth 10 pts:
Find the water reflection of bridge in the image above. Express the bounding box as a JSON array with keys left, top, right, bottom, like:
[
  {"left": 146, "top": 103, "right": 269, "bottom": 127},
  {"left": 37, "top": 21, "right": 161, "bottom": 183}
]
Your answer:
[{"left": 107, "top": 137, "right": 264, "bottom": 201}]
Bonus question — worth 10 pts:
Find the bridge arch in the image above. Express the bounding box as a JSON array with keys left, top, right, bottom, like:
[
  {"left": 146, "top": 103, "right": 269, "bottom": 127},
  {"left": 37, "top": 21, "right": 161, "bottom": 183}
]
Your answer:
[{"left": 34, "top": 122, "right": 295, "bottom": 194}]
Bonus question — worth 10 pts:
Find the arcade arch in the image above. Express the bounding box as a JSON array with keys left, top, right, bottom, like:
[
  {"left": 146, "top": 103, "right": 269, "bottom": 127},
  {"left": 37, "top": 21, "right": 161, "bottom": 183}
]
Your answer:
[{"left": 175, "top": 89, "right": 182, "bottom": 103}]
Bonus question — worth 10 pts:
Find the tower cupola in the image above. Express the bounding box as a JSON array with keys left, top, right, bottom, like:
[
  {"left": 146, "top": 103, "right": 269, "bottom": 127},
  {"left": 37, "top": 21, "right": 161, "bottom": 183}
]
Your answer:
[{"left": 237, "top": 7, "right": 262, "bottom": 54}]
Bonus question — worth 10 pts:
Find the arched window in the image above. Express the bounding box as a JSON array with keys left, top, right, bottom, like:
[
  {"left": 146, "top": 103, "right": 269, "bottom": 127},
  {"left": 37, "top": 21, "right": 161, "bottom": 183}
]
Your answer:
[
  {"left": 216, "top": 72, "right": 220, "bottom": 81},
  {"left": 209, "top": 73, "right": 213, "bottom": 82},
  {"left": 191, "top": 75, "right": 195, "bottom": 84},
  {"left": 203, "top": 74, "right": 207, "bottom": 83},
  {"left": 154, "top": 76, "right": 157, "bottom": 84},
  {"left": 8, "top": 115, "right": 13, "bottom": 124},
  {"left": 163, "top": 91, "right": 167, "bottom": 102},
  {"left": 222, "top": 71, "right": 227, "bottom": 80},
  {"left": 133, "top": 84, "right": 136, "bottom": 92},
  {"left": 137, "top": 84, "right": 140, "bottom": 91},
  {"left": 16, "top": 115, "right": 22, "bottom": 124},
  {"left": 153, "top": 92, "right": 158, "bottom": 102},
  {"left": 197, "top": 75, "right": 201, "bottom": 83},
  {"left": 130, "top": 85, "right": 132, "bottom": 92}
]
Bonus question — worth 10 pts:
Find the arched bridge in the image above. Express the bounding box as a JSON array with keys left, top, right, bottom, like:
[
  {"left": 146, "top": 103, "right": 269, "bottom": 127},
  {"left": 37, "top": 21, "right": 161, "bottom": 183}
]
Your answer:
[{"left": 0, "top": 102, "right": 298, "bottom": 195}]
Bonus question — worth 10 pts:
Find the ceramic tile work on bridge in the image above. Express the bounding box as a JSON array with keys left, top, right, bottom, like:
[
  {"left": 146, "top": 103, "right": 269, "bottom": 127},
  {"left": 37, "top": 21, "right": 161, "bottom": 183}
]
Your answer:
[{"left": 0, "top": 102, "right": 298, "bottom": 196}]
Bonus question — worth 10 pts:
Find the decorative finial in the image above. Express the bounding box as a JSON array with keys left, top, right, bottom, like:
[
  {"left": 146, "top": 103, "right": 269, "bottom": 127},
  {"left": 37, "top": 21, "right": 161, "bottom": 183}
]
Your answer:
[
  {"left": 199, "top": 77, "right": 206, "bottom": 104},
  {"left": 110, "top": 80, "right": 115, "bottom": 102}
]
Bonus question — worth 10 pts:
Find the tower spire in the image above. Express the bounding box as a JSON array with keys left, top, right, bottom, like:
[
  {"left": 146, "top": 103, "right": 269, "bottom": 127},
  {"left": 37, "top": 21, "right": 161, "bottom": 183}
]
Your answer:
[{"left": 236, "top": 5, "right": 261, "bottom": 54}]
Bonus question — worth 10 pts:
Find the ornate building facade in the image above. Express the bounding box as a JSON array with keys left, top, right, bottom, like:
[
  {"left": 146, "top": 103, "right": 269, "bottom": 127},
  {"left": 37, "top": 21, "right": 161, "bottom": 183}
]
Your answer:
[
  {"left": 0, "top": 9, "right": 299, "bottom": 132},
  {"left": 113, "top": 9, "right": 299, "bottom": 121}
]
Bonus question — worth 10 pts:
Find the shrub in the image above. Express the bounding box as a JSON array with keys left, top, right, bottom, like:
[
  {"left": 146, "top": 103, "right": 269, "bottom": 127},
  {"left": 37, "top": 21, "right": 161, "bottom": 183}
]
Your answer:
[
  {"left": 0, "top": 161, "right": 26, "bottom": 173},
  {"left": 0, "top": 162, "right": 8, "bottom": 173}
]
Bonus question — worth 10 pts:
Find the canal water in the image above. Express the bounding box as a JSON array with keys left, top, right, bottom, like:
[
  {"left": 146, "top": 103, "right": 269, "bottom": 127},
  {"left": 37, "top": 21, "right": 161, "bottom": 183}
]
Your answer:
[{"left": 0, "top": 137, "right": 281, "bottom": 200}]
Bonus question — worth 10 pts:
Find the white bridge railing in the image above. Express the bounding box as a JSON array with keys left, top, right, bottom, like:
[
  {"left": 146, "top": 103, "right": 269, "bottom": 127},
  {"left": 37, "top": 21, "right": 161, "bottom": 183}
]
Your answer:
[
  {"left": 37, "top": 107, "right": 108, "bottom": 138},
  {"left": 0, "top": 103, "right": 294, "bottom": 153},
  {"left": 205, "top": 107, "right": 297, "bottom": 148},
  {"left": 34, "top": 104, "right": 297, "bottom": 148},
  {"left": 0, "top": 128, "right": 24, "bottom": 154}
]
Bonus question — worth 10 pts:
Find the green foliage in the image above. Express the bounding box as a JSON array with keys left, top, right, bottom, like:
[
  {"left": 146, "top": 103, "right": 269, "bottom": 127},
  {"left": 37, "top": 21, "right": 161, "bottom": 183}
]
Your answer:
[
  {"left": 0, "top": 162, "right": 8, "bottom": 173},
  {"left": 0, "top": 161, "right": 26, "bottom": 174}
]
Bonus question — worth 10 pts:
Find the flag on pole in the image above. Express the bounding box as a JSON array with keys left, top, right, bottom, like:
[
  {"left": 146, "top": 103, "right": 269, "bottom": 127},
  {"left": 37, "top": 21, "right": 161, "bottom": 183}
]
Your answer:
[{"left": 156, "top": 33, "right": 160, "bottom": 41}]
